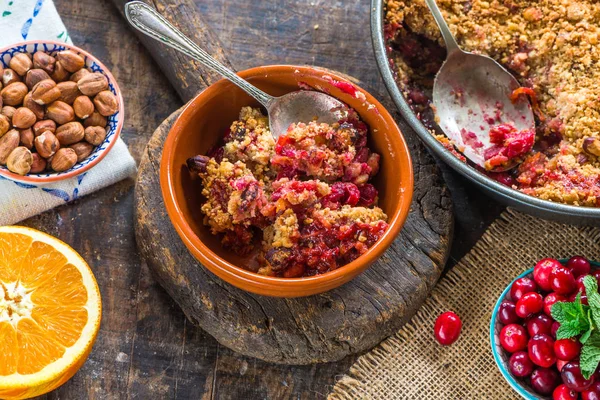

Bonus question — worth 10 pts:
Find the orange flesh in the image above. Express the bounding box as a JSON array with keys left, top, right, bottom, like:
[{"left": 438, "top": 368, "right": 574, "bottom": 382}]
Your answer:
[{"left": 0, "top": 232, "right": 89, "bottom": 376}]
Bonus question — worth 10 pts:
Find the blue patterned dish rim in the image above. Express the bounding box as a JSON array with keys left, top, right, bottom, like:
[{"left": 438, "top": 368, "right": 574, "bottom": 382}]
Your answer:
[
  {"left": 0, "top": 40, "right": 124, "bottom": 185},
  {"left": 490, "top": 259, "right": 600, "bottom": 399}
]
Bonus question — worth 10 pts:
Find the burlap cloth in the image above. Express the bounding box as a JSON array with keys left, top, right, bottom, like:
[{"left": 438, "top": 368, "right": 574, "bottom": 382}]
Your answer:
[{"left": 329, "top": 209, "right": 600, "bottom": 399}]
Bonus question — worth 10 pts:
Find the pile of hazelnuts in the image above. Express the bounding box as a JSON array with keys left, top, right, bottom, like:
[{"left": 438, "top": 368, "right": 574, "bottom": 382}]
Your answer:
[{"left": 0, "top": 49, "right": 118, "bottom": 176}]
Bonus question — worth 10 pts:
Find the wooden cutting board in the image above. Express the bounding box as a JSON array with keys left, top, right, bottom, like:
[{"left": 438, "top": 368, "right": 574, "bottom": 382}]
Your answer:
[{"left": 112, "top": 0, "right": 454, "bottom": 364}]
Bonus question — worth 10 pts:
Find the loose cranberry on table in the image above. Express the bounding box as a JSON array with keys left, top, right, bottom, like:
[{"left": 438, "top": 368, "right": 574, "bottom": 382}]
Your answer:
[
  {"left": 509, "top": 351, "right": 534, "bottom": 377},
  {"left": 516, "top": 292, "right": 544, "bottom": 318},
  {"left": 498, "top": 300, "right": 520, "bottom": 325},
  {"left": 554, "top": 384, "right": 578, "bottom": 400},
  {"left": 529, "top": 334, "right": 556, "bottom": 368},
  {"left": 535, "top": 258, "right": 563, "bottom": 291},
  {"left": 510, "top": 277, "right": 538, "bottom": 302},
  {"left": 433, "top": 311, "right": 462, "bottom": 346},
  {"left": 554, "top": 338, "right": 581, "bottom": 361},
  {"left": 551, "top": 266, "right": 577, "bottom": 295},
  {"left": 545, "top": 293, "right": 568, "bottom": 316},
  {"left": 567, "top": 256, "right": 592, "bottom": 277},
  {"left": 583, "top": 381, "right": 600, "bottom": 400},
  {"left": 526, "top": 313, "right": 553, "bottom": 336},
  {"left": 562, "top": 362, "right": 595, "bottom": 392},
  {"left": 531, "top": 367, "right": 560, "bottom": 395},
  {"left": 500, "top": 323, "right": 529, "bottom": 353}
]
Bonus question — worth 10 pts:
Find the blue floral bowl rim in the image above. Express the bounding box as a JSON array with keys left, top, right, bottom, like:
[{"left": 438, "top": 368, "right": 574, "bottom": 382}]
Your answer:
[
  {"left": 0, "top": 40, "right": 124, "bottom": 185},
  {"left": 490, "top": 259, "right": 600, "bottom": 399}
]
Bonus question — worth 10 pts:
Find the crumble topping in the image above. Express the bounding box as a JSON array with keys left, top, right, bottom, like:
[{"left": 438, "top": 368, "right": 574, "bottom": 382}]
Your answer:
[{"left": 188, "top": 107, "right": 389, "bottom": 277}]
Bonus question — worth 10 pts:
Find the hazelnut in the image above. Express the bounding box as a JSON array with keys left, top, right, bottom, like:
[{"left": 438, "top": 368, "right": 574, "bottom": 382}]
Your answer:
[
  {"left": 23, "top": 92, "right": 45, "bottom": 120},
  {"left": 0, "top": 64, "right": 3, "bottom": 79},
  {"left": 583, "top": 137, "right": 600, "bottom": 157},
  {"left": 12, "top": 107, "right": 36, "bottom": 129},
  {"left": 50, "top": 148, "right": 77, "bottom": 172},
  {"left": 73, "top": 96, "right": 94, "bottom": 119},
  {"left": 57, "top": 81, "right": 81, "bottom": 105},
  {"left": 0, "top": 114, "right": 9, "bottom": 137},
  {"left": 0, "top": 129, "right": 20, "bottom": 164},
  {"left": 6, "top": 146, "right": 33, "bottom": 175},
  {"left": 70, "top": 141, "right": 94, "bottom": 162},
  {"left": 9, "top": 53, "right": 33, "bottom": 76},
  {"left": 93, "top": 91, "right": 118, "bottom": 116},
  {"left": 56, "top": 121, "right": 85, "bottom": 145},
  {"left": 84, "top": 111, "right": 107, "bottom": 128},
  {"left": 2, "top": 69, "right": 20, "bottom": 87},
  {"left": 34, "top": 131, "right": 60, "bottom": 158},
  {"left": 2, "top": 106, "right": 16, "bottom": 122},
  {"left": 46, "top": 101, "right": 74, "bottom": 125},
  {"left": 33, "top": 51, "right": 56, "bottom": 75},
  {"left": 25, "top": 68, "right": 51, "bottom": 90},
  {"left": 1, "top": 82, "right": 28, "bottom": 106},
  {"left": 31, "top": 79, "right": 61, "bottom": 105},
  {"left": 56, "top": 50, "right": 85, "bottom": 73},
  {"left": 51, "top": 60, "right": 69, "bottom": 82},
  {"left": 30, "top": 152, "right": 47, "bottom": 173},
  {"left": 33, "top": 119, "right": 56, "bottom": 137},
  {"left": 77, "top": 73, "right": 108, "bottom": 96},
  {"left": 84, "top": 126, "right": 107, "bottom": 146},
  {"left": 70, "top": 68, "right": 90, "bottom": 82},
  {"left": 19, "top": 128, "right": 34, "bottom": 149}
]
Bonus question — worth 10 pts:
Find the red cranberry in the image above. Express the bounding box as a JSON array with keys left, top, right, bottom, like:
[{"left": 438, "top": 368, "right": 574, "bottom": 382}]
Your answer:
[
  {"left": 583, "top": 381, "right": 600, "bottom": 400},
  {"left": 434, "top": 312, "right": 462, "bottom": 346},
  {"left": 499, "top": 301, "right": 521, "bottom": 325},
  {"left": 554, "top": 384, "right": 578, "bottom": 400},
  {"left": 551, "top": 322, "right": 561, "bottom": 338},
  {"left": 577, "top": 275, "right": 588, "bottom": 294},
  {"left": 511, "top": 277, "right": 538, "bottom": 302},
  {"left": 562, "top": 361, "right": 595, "bottom": 392},
  {"left": 526, "top": 313, "right": 553, "bottom": 336},
  {"left": 500, "top": 324, "right": 529, "bottom": 353},
  {"left": 535, "top": 258, "right": 563, "bottom": 291},
  {"left": 593, "top": 270, "right": 600, "bottom": 286},
  {"left": 531, "top": 367, "right": 560, "bottom": 395},
  {"left": 529, "top": 334, "right": 556, "bottom": 368},
  {"left": 569, "top": 292, "right": 589, "bottom": 305},
  {"left": 551, "top": 266, "right": 577, "bottom": 295},
  {"left": 557, "top": 359, "right": 569, "bottom": 373},
  {"left": 516, "top": 292, "right": 544, "bottom": 318},
  {"left": 545, "top": 293, "right": 568, "bottom": 316},
  {"left": 568, "top": 256, "right": 591, "bottom": 277},
  {"left": 554, "top": 338, "right": 581, "bottom": 361},
  {"left": 509, "top": 351, "right": 534, "bottom": 377}
]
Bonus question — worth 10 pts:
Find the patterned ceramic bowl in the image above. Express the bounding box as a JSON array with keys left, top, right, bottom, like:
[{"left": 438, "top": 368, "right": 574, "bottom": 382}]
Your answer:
[
  {"left": 0, "top": 40, "right": 124, "bottom": 185},
  {"left": 490, "top": 260, "right": 600, "bottom": 399}
]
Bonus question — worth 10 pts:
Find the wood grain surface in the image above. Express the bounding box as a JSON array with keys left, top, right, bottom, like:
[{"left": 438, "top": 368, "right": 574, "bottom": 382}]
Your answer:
[{"left": 22, "top": 0, "right": 505, "bottom": 398}]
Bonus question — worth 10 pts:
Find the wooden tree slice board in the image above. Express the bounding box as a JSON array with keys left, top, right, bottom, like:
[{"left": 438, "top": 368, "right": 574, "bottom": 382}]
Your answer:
[{"left": 134, "top": 97, "right": 454, "bottom": 365}]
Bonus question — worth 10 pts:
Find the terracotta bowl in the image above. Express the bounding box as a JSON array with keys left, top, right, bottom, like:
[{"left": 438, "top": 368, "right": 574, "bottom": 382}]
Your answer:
[
  {"left": 0, "top": 40, "right": 124, "bottom": 185},
  {"left": 160, "top": 65, "right": 414, "bottom": 297}
]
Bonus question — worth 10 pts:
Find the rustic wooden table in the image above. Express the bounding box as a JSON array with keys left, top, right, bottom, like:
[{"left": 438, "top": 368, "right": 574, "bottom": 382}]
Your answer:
[{"left": 28, "top": 0, "right": 504, "bottom": 398}]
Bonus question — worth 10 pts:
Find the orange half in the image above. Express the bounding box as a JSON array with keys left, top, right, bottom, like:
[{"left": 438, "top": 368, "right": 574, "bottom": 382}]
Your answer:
[{"left": 0, "top": 226, "right": 102, "bottom": 399}]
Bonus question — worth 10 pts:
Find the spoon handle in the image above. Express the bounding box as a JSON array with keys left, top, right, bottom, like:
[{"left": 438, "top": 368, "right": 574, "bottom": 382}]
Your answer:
[
  {"left": 424, "top": 0, "right": 461, "bottom": 54},
  {"left": 124, "top": 1, "right": 274, "bottom": 107}
]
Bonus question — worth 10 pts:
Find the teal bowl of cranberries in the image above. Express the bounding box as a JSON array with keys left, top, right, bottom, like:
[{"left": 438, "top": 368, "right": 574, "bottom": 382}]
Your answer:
[{"left": 491, "top": 257, "right": 600, "bottom": 400}]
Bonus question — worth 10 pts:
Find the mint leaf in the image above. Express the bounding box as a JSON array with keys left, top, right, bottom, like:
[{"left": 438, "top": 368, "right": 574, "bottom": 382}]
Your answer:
[
  {"left": 552, "top": 296, "right": 591, "bottom": 340},
  {"left": 584, "top": 276, "right": 600, "bottom": 330},
  {"left": 581, "top": 331, "right": 600, "bottom": 379}
]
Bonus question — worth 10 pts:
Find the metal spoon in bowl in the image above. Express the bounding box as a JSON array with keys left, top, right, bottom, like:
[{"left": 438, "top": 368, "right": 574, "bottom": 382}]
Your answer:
[
  {"left": 424, "top": 0, "right": 535, "bottom": 171},
  {"left": 124, "top": 1, "right": 346, "bottom": 139}
]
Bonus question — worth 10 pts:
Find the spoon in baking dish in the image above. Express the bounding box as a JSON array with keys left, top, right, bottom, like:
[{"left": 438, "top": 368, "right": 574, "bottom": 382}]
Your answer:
[
  {"left": 124, "top": 1, "right": 347, "bottom": 139},
  {"left": 424, "top": 0, "right": 536, "bottom": 171}
]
